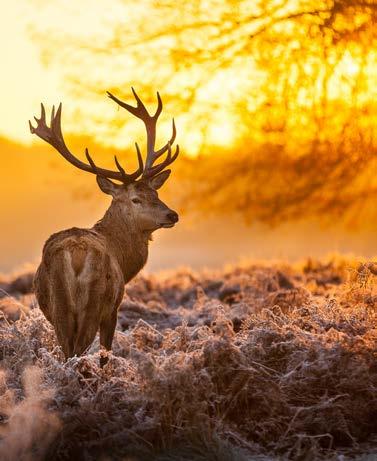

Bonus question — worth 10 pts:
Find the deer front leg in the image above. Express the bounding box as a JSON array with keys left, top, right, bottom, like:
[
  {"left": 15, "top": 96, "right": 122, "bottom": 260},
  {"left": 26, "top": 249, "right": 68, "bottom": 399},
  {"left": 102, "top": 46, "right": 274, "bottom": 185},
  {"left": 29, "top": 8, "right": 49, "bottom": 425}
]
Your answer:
[{"left": 99, "top": 308, "right": 118, "bottom": 367}]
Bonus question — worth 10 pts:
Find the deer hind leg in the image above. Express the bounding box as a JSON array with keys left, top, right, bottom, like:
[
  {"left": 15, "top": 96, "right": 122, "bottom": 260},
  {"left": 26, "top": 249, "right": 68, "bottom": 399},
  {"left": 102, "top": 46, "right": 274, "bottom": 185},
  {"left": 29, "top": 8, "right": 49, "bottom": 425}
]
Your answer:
[
  {"left": 55, "top": 310, "right": 76, "bottom": 358},
  {"left": 99, "top": 309, "right": 118, "bottom": 367},
  {"left": 72, "top": 319, "right": 98, "bottom": 357},
  {"left": 34, "top": 267, "right": 53, "bottom": 325},
  {"left": 71, "top": 281, "right": 105, "bottom": 357},
  {"left": 50, "top": 269, "right": 77, "bottom": 358}
]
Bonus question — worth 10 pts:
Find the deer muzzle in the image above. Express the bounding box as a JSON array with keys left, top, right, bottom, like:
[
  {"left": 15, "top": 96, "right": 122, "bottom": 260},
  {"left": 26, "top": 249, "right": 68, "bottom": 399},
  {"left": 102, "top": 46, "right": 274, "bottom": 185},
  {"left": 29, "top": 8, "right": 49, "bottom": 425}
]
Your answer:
[{"left": 161, "top": 210, "right": 179, "bottom": 228}]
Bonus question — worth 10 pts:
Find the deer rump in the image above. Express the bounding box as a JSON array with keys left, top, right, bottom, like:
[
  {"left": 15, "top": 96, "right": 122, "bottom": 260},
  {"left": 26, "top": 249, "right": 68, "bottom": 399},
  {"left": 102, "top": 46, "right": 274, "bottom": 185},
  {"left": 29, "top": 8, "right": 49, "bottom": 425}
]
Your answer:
[{"left": 34, "top": 228, "right": 124, "bottom": 358}]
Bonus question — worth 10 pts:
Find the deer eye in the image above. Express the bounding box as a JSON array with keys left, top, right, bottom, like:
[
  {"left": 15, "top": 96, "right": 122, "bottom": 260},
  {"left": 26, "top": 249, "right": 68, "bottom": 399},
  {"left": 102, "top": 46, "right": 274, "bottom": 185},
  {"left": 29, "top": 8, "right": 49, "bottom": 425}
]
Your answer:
[{"left": 131, "top": 198, "right": 142, "bottom": 204}]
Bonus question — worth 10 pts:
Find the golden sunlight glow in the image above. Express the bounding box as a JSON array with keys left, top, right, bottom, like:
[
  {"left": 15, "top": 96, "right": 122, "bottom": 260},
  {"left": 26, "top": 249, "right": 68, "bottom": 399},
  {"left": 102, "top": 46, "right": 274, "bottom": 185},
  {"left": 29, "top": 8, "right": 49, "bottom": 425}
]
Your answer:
[
  {"left": 341, "top": 51, "right": 360, "bottom": 77},
  {"left": 208, "top": 118, "right": 236, "bottom": 147},
  {"left": 0, "top": 0, "right": 377, "bottom": 155},
  {"left": 0, "top": 0, "right": 124, "bottom": 144},
  {"left": 0, "top": 1, "right": 59, "bottom": 143}
]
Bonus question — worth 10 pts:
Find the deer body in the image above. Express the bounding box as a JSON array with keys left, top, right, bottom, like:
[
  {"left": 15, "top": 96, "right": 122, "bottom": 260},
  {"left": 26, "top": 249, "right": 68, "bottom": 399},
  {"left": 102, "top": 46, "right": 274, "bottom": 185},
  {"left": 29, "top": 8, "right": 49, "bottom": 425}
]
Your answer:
[
  {"left": 35, "top": 227, "right": 125, "bottom": 359},
  {"left": 30, "top": 89, "right": 179, "bottom": 362}
]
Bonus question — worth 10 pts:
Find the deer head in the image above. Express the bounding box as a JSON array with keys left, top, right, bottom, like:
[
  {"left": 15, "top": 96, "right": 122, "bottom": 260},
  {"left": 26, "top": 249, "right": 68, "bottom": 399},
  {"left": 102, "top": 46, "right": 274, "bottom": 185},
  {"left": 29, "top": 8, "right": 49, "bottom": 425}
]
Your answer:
[{"left": 29, "top": 88, "right": 179, "bottom": 232}]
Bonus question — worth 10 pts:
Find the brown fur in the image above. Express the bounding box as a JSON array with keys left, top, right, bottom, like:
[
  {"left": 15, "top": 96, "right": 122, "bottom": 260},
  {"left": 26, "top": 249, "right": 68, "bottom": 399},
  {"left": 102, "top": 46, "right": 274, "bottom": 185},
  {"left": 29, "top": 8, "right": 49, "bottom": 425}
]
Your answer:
[
  {"left": 70, "top": 245, "right": 88, "bottom": 276},
  {"left": 34, "top": 177, "right": 178, "bottom": 363}
]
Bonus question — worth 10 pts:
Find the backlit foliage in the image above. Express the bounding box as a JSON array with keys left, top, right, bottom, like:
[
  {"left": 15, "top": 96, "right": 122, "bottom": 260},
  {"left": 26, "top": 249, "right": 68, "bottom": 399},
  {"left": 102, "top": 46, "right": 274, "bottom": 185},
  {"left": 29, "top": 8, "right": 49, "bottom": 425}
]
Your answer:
[{"left": 31, "top": 0, "right": 377, "bottom": 224}]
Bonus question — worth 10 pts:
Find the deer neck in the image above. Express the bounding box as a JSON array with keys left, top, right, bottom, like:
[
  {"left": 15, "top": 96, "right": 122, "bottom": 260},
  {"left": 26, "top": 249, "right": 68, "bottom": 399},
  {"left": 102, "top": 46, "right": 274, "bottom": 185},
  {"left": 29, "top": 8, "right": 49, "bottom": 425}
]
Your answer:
[{"left": 93, "top": 201, "right": 150, "bottom": 282}]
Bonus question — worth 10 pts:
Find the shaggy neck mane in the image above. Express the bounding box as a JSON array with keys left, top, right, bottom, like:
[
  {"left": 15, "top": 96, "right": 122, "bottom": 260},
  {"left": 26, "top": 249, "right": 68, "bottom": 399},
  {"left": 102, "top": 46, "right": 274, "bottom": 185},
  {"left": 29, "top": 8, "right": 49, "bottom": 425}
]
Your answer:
[{"left": 93, "top": 200, "right": 150, "bottom": 282}]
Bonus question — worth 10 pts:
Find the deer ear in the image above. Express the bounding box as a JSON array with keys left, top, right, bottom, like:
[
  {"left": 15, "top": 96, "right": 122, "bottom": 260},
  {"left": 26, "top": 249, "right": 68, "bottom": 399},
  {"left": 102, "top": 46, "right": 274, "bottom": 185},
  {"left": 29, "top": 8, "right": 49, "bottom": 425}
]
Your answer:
[
  {"left": 148, "top": 169, "right": 171, "bottom": 190},
  {"left": 96, "top": 176, "right": 121, "bottom": 196}
]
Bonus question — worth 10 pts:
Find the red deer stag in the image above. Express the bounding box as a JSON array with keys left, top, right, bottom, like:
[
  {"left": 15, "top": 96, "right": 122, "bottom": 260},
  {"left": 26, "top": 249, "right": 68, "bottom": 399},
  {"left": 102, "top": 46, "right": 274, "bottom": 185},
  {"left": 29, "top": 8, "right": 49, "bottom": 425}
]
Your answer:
[{"left": 29, "top": 88, "right": 179, "bottom": 365}]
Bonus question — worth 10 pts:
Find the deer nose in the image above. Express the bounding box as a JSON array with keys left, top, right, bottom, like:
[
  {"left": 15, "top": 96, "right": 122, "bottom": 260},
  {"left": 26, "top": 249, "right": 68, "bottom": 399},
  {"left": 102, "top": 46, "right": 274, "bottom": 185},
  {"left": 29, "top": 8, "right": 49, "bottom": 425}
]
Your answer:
[{"left": 167, "top": 211, "right": 179, "bottom": 223}]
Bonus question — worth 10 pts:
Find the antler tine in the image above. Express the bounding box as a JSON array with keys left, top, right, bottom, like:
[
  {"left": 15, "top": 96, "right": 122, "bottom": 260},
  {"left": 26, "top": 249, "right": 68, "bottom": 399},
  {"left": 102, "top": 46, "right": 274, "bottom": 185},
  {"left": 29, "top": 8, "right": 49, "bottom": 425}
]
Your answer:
[
  {"left": 114, "top": 155, "right": 127, "bottom": 182},
  {"left": 40, "top": 102, "right": 46, "bottom": 122},
  {"left": 143, "top": 143, "right": 180, "bottom": 179},
  {"left": 107, "top": 88, "right": 149, "bottom": 119},
  {"left": 114, "top": 146, "right": 144, "bottom": 183},
  {"left": 134, "top": 142, "right": 144, "bottom": 173},
  {"left": 51, "top": 105, "right": 56, "bottom": 127},
  {"left": 30, "top": 103, "right": 49, "bottom": 139},
  {"left": 29, "top": 103, "right": 142, "bottom": 184},
  {"left": 153, "top": 118, "right": 177, "bottom": 159},
  {"left": 154, "top": 91, "right": 163, "bottom": 120},
  {"left": 85, "top": 148, "right": 98, "bottom": 171},
  {"left": 107, "top": 88, "right": 178, "bottom": 179},
  {"left": 51, "top": 103, "right": 63, "bottom": 138},
  {"left": 35, "top": 103, "right": 46, "bottom": 124}
]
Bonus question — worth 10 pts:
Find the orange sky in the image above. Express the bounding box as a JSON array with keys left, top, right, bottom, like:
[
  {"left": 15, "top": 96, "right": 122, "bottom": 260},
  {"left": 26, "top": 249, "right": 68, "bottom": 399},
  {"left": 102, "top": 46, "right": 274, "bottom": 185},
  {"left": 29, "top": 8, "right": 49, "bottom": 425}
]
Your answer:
[
  {"left": 0, "top": 1, "right": 124, "bottom": 143},
  {"left": 1, "top": 1, "right": 59, "bottom": 143}
]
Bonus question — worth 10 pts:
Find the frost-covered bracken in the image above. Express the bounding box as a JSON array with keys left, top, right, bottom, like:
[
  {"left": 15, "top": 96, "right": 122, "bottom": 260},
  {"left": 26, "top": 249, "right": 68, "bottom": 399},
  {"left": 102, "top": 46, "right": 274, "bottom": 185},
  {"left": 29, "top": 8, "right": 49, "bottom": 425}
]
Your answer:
[{"left": 0, "top": 258, "right": 376, "bottom": 460}]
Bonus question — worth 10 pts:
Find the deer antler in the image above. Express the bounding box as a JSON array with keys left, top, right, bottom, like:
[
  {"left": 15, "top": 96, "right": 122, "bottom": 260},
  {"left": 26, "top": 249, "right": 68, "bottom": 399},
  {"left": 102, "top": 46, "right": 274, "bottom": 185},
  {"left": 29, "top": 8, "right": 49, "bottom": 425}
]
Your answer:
[
  {"left": 29, "top": 88, "right": 178, "bottom": 184},
  {"left": 29, "top": 103, "right": 143, "bottom": 184},
  {"left": 107, "top": 87, "right": 179, "bottom": 179}
]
